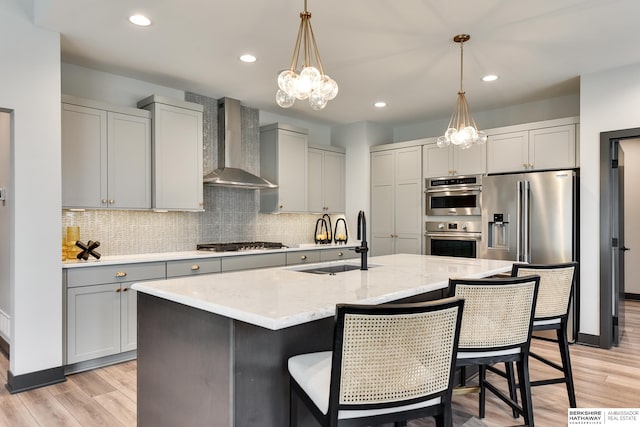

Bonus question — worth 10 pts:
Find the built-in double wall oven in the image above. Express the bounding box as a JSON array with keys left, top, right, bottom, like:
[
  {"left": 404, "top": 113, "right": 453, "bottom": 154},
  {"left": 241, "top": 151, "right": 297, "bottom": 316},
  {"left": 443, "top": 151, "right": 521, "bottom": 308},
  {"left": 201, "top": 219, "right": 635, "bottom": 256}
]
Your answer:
[
  {"left": 425, "top": 175, "right": 482, "bottom": 216},
  {"left": 424, "top": 175, "right": 482, "bottom": 258},
  {"left": 424, "top": 220, "right": 482, "bottom": 258}
]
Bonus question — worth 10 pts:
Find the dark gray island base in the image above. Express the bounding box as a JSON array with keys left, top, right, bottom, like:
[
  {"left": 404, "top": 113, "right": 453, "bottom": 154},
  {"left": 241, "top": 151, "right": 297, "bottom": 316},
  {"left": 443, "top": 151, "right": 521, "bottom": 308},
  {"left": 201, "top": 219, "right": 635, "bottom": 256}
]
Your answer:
[{"left": 137, "top": 290, "right": 444, "bottom": 427}]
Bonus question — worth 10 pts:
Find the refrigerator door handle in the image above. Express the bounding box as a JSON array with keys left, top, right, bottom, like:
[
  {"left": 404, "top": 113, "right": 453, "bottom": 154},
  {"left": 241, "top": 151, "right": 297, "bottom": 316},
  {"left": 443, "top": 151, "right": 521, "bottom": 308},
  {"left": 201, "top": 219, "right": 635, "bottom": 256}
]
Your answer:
[
  {"left": 516, "top": 180, "right": 522, "bottom": 262},
  {"left": 523, "top": 180, "right": 531, "bottom": 263}
]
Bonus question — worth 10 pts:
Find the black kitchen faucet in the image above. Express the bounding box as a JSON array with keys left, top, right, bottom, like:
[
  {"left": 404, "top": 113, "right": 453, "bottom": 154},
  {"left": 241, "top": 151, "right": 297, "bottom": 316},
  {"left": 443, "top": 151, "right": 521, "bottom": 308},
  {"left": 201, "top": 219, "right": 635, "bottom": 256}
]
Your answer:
[{"left": 353, "top": 210, "right": 368, "bottom": 270}]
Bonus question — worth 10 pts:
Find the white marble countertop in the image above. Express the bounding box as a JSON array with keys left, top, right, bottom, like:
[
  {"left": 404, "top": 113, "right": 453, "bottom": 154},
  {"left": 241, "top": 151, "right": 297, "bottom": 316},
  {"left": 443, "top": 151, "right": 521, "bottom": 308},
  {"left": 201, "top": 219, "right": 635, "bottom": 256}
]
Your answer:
[
  {"left": 132, "top": 254, "right": 514, "bottom": 330},
  {"left": 62, "top": 243, "right": 357, "bottom": 268}
]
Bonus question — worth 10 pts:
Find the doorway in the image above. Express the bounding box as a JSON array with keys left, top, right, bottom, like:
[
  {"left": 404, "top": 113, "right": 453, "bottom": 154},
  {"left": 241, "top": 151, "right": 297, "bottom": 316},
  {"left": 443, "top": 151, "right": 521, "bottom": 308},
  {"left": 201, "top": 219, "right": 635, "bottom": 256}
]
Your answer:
[
  {"left": 619, "top": 139, "right": 640, "bottom": 300},
  {"left": 599, "top": 128, "right": 638, "bottom": 348},
  {"left": 0, "top": 111, "right": 11, "bottom": 355}
]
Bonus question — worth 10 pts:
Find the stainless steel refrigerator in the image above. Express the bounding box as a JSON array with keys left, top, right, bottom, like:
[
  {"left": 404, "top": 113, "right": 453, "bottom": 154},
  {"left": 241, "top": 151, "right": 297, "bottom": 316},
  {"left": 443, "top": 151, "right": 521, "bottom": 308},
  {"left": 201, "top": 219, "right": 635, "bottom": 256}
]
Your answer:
[
  {"left": 480, "top": 170, "right": 579, "bottom": 340},
  {"left": 480, "top": 170, "right": 578, "bottom": 264}
]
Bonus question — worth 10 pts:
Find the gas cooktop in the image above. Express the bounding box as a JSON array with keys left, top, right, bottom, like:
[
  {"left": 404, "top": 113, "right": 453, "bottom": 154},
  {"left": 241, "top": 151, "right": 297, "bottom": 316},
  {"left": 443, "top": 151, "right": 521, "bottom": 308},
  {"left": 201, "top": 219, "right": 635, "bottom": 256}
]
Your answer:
[{"left": 196, "top": 242, "right": 287, "bottom": 252}]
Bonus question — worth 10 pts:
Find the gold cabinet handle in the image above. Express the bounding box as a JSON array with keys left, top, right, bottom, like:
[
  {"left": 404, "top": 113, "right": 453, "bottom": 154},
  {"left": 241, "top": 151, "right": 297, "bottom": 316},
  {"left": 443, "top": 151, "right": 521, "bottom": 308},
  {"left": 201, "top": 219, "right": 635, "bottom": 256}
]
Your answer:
[
  {"left": 115, "top": 271, "right": 127, "bottom": 278},
  {"left": 338, "top": 252, "right": 344, "bottom": 257},
  {"left": 191, "top": 265, "right": 200, "bottom": 271},
  {"left": 300, "top": 255, "right": 307, "bottom": 260},
  {"left": 115, "top": 288, "right": 121, "bottom": 293},
  {"left": 123, "top": 287, "right": 129, "bottom": 292}
]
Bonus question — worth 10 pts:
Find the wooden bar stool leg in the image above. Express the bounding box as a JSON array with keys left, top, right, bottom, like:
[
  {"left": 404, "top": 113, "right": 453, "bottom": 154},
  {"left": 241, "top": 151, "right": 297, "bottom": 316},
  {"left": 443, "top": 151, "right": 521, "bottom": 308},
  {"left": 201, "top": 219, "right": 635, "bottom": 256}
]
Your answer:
[
  {"left": 558, "top": 327, "right": 577, "bottom": 407},
  {"left": 479, "top": 365, "right": 487, "bottom": 419},
  {"left": 505, "top": 361, "right": 520, "bottom": 418},
  {"left": 517, "top": 358, "right": 535, "bottom": 427}
]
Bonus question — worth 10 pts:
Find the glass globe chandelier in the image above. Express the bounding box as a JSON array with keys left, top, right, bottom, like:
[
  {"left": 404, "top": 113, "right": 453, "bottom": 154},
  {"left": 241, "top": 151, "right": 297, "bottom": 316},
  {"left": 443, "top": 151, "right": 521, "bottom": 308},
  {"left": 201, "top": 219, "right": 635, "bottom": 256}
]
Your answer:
[
  {"left": 437, "top": 34, "right": 487, "bottom": 149},
  {"left": 275, "top": 0, "right": 338, "bottom": 110}
]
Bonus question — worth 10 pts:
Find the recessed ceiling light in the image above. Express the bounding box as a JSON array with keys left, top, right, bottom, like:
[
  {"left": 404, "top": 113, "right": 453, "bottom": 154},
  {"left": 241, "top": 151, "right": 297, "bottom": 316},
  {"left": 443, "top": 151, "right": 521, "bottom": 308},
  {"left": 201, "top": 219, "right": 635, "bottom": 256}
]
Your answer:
[
  {"left": 129, "top": 14, "right": 151, "bottom": 27},
  {"left": 240, "top": 54, "right": 257, "bottom": 63},
  {"left": 482, "top": 74, "right": 498, "bottom": 82},
  {"left": 374, "top": 101, "right": 387, "bottom": 108}
]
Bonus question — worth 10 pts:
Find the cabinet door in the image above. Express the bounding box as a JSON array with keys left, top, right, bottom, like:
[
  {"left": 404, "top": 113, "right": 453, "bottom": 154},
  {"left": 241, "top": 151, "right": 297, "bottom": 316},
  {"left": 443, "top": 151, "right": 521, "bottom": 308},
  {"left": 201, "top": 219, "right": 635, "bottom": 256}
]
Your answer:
[
  {"left": 395, "top": 147, "right": 423, "bottom": 243},
  {"left": 487, "top": 131, "right": 529, "bottom": 173},
  {"left": 307, "top": 148, "right": 324, "bottom": 213},
  {"left": 286, "top": 250, "right": 321, "bottom": 265},
  {"left": 453, "top": 142, "right": 486, "bottom": 176},
  {"left": 67, "top": 283, "right": 120, "bottom": 364},
  {"left": 323, "top": 151, "right": 345, "bottom": 213},
  {"left": 153, "top": 103, "right": 204, "bottom": 210},
  {"left": 529, "top": 124, "right": 576, "bottom": 170},
  {"left": 62, "top": 103, "right": 107, "bottom": 208},
  {"left": 319, "top": 248, "right": 357, "bottom": 261},
  {"left": 221, "top": 253, "right": 287, "bottom": 272},
  {"left": 108, "top": 112, "right": 151, "bottom": 209},
  {"left": 278, "top": 130, "right": 308, "bottom": 212},
  {"left": 120, "top": 286, "right": 137, "bottom": 353},
  {"left": 423, "top": 143, "right": 452, "bottom": 178},
  {"left": 395, "top": 234, "right": 423, "bottom": 255},
  {"left": 371, "top": 151, "right": 395, "bottom": 256}
]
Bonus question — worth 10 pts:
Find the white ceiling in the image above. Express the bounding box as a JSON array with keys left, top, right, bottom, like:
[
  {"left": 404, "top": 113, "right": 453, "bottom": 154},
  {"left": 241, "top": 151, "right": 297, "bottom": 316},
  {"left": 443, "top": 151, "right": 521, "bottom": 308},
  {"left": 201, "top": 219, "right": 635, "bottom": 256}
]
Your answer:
[{"left": 33, "top": 0, "right": 640, "bottom": 127}]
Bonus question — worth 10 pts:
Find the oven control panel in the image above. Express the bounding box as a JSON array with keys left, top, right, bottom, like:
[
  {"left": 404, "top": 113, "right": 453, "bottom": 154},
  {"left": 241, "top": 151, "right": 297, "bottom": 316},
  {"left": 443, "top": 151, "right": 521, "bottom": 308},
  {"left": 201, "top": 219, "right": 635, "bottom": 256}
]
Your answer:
[{"left": 426, "top": 221, "right": 482, "bottom": 234}]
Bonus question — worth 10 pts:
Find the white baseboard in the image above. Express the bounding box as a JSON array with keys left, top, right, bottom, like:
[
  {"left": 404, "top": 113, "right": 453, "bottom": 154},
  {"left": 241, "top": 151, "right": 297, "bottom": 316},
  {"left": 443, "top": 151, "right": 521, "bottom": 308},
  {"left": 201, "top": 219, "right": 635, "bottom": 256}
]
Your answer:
[{"left": 0, "top": 309, "right": 10, "bottom": 344}]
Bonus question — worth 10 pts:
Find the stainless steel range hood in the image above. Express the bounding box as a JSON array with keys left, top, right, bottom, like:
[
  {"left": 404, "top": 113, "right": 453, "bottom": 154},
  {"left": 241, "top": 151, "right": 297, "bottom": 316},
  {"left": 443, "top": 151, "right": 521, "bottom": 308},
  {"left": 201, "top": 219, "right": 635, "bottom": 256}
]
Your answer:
[{"left": 203, "top": 98, "right": 277, "bottom": 189}]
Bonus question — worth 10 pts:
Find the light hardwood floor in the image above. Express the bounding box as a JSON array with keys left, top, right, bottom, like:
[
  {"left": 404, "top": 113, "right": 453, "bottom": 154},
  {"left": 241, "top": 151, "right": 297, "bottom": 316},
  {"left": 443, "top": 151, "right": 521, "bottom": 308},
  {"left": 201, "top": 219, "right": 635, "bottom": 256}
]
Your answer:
[{"left": 0, "top": 300, "right": 638, "bottom": 427}]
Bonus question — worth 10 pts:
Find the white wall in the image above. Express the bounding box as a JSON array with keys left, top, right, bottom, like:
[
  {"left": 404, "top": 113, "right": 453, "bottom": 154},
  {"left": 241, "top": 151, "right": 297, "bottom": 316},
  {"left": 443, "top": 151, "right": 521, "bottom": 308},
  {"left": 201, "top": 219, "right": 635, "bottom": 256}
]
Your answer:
[
  {"left": 260, "top": 110, "right": 332, "bottom": 147},
  {"left": 331, "top": 122, "right": 393, "bottom": 239},
  {"left": 0, "top": 0, "right": 62, "bottom": 374},
  {"left": 619, "top": 138, "right": 640, "bottom": 295},
  {"left": 580, "top": 61, "right": 640, "bottom": 336},
  {"left": 62, "top": 63, "right": 184, "bottom": 109}
]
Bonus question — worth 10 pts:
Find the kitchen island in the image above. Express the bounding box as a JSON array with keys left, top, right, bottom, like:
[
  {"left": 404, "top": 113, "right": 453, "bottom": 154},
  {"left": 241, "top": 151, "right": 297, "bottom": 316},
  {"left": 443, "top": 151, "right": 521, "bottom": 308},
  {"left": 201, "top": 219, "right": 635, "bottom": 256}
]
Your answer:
[{"left": 132, "top": 254, "right": 513, "bottom": 427}]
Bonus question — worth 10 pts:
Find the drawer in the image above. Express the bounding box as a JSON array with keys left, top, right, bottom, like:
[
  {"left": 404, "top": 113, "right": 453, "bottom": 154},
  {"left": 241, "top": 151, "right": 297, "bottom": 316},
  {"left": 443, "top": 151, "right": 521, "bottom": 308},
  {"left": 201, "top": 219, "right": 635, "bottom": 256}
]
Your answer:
[
  {"left": 319, "top": 248, "right": 357, "bottom": 262},
  {"left": 286, "top": 250, "right": 320, "bottom": 266},
  {"left": 221, "top": 252, "right": 286, "bottom": 272},
  {"left": 66, "top": 262, "right": 166, "bottom": 287},
  {"left": 167, "top": 258, "right": 221, "bottom": 278}
]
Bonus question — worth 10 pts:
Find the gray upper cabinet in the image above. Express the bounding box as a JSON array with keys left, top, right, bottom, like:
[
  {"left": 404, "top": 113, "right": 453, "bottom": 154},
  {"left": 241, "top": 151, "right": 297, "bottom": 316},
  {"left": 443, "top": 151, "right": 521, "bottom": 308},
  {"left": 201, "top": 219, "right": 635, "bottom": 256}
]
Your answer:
[
  {"left": 260, "top": 123, "right": 308, "bottom": 213},
  {"left": 62, "top": 96, "right": 152, "bottom": 209},
  {"left": 423, "top": 139, "right": 486, "bottom": 178},
  {"left": 307, "top": 145, "right": 346, "bottom": 213},
  {"left": 486, "top": 120, "right": 577, "bottom": 174},
  {"left": 138, "top": 95, "right": 204, "bottom": 211}
]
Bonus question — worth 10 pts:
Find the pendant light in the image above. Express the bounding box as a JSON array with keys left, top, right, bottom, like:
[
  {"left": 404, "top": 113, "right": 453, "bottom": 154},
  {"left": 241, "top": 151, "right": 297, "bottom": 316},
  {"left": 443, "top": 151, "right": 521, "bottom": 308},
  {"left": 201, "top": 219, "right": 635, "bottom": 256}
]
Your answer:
[
  {"left": 275, "top": 0, "right": 338, "bottom": 110},
  {"left": 437, "top": 34, "right": 487, "bottom": 149}
]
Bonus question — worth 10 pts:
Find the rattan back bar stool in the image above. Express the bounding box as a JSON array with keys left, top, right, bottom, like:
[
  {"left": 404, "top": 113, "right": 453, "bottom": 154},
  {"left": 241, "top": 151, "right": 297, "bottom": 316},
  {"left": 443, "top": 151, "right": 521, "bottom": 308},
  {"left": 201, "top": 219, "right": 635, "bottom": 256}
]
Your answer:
[
  {"left": 288, "top": 298, "right": 465, "bottom": 427},
  {"left": 448, "top": 275, "right": 540, "bottom": 426},
  {"left": 504, "top": 262, "right": 579, "bottom": 409}
]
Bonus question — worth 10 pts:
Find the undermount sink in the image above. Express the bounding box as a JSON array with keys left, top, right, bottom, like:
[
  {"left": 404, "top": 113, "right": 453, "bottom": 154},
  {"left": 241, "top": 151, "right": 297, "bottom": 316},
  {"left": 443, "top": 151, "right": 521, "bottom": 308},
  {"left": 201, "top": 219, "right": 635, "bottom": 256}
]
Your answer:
[{"left": 296, "top": 263, "right": 379, "bottom": 275}]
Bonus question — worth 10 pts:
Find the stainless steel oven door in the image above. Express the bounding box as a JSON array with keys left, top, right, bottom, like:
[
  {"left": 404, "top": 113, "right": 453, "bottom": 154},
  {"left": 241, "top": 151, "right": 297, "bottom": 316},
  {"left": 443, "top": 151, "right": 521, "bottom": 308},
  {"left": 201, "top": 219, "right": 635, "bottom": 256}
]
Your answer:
[
  {"left": 425, "top": 232, "right": 481, "bottom": 258},
  {"left": 426, "top": 189, "right": 481, "bottom": 216}
]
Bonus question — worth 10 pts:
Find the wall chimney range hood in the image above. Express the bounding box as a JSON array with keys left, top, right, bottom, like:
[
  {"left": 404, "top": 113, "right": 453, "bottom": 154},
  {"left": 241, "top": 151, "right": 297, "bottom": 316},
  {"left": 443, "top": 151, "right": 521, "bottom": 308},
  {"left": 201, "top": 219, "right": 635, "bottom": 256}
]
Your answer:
[{"left": 203, "top": 98, "right": 277, "bottom": 189}]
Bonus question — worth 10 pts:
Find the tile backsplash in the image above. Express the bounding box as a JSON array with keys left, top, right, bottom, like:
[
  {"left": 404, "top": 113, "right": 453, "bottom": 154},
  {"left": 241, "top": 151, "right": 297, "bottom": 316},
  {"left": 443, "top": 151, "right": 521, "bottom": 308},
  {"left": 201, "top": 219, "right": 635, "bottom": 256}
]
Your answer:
[{"left": 61, "top": 187, "right": 338, "bottom": 256}]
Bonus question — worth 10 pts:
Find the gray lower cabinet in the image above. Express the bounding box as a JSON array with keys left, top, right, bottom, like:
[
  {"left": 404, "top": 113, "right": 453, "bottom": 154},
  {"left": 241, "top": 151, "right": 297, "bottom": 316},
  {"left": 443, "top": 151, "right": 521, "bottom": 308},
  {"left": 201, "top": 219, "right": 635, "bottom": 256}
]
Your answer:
[
  {"left": 221, "top": 252, "right": 287, "bottom": 272},
  {"left": 65, "top": 262, "right": 165, "bottom": 365},
  {"left": 64, "top": 248, "right": 357, "bottom": 367},
  {"left": 166, "top": 258, "right": 222, "bottom": 278},
  {"left": 286, "top": 250, "right": 321, "bottom": 265},
  {"left": 319, "top": 247, "right": 358, "bottom": 261}
]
